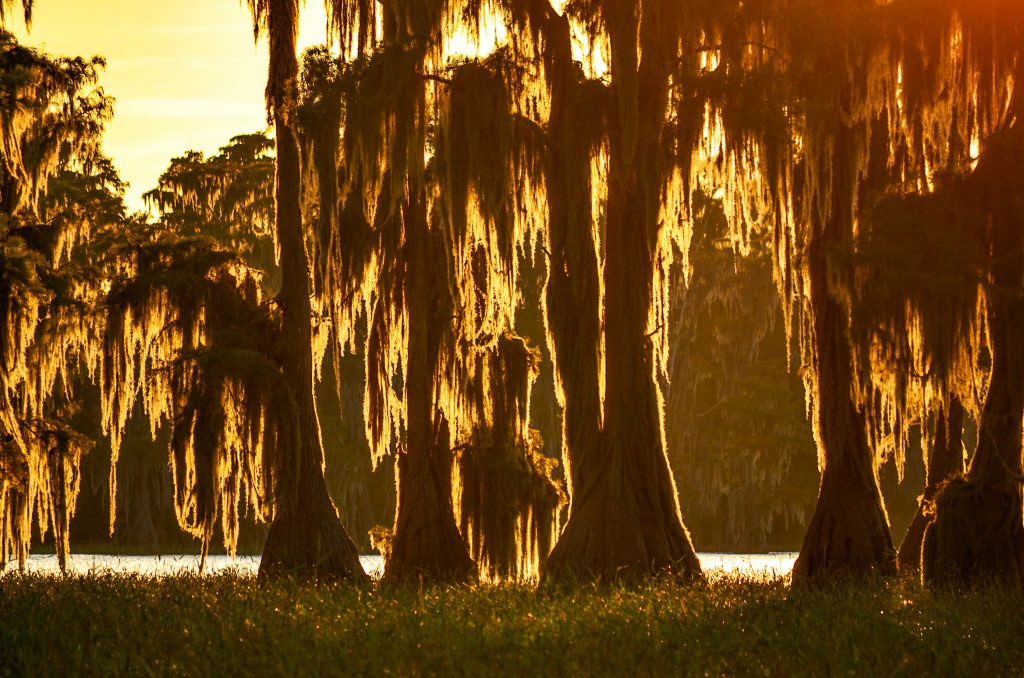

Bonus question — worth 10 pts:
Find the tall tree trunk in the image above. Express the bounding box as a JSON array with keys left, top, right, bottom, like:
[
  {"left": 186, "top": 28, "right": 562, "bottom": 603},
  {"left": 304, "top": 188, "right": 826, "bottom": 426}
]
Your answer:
[
  {"left": 792, "top": 258, "right": 897, "bottom": 581},
  {"left": 923, "top": 127, "right": 1024, "bottom": 587},
  {"left": 382, "top": 128, "right": 474, "bottom": 583},
  {"left": 257, "top": 0, "right": 366, "bottom": 582},
  {"left": 540, "top": 11, "right": 603, "bottom": 496},
  {"left": 793, "top": 126, "right": 897, "bottom": 583},
  {"left": 545, "top": 3, "right": 701, "bottom": 582},
  {"left": 898, "top": 397, "right": 965, "bottom": 571},
  {"left": 545, "top": 171, "right": 701, "bottom": 581}
]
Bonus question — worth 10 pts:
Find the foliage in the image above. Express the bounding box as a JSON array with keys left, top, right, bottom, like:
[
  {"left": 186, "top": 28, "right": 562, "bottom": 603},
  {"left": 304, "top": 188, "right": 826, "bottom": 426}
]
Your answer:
[
  {"left": 451, "top": 334, "right": 566, "bottom": 580},
  {"left": 101, "top": 233, "right": 294, "bottom": 567},
  {"left": 143, "top": 134, "right": 277, "bottom": 281},
  {"left": 0, "top": 30, "right": 113, "bottom": 571}
]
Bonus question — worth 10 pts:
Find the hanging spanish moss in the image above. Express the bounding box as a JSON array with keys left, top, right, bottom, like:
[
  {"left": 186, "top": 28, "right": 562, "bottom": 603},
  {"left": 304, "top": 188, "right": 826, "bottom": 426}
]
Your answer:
[
  {"left": 450, "top": 334, "right": 565, "bottom": 581},
  {"left": 328, "top": 43, "right": 422, "bottom": 469},
  {"left": 432, "top": 56, "right": 557, "bottom": 580},
  {"left": 0, "top": 1, "right": 30, "bottom": 27},
  {"left": 101, "top": 236, "right": 293, "bottom": 568},
  {"left": 855, "top": 158, "right": 982, "bottom": 574},
  {"left": 683, "top": 0, "right": 1023, "bottom": 582},
  {"left": 21, "top": 418, "right": 91, "bottom": 570},
  {"left": 0, "top": 30, "right": 111, "bottom": 572}
]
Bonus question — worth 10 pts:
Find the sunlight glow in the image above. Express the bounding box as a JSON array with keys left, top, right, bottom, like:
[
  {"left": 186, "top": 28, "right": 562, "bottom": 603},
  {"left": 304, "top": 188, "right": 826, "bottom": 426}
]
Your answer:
[{"left": 10, "top": 1, "right": 329, "bottom": 213}]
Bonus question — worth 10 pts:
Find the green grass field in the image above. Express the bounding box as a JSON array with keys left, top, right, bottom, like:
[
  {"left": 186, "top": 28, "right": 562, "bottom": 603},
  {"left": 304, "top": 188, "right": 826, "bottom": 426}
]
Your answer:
[{"left": 1, "top": 572, "right": 1021, "bottom": 676}]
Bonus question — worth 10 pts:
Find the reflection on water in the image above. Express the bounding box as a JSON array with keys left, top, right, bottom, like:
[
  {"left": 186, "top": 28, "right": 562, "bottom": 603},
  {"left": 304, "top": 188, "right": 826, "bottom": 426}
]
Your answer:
[
  {"left": 6, "top": 552, "right": 796, "bottom": 579},
  {"left": 697, "top": 553, "right": 796, "bottom": 577}
]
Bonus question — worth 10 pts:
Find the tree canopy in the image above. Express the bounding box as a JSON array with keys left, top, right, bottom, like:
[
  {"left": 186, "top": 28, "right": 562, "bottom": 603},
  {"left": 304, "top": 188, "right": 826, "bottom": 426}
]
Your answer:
[{"left": 3, "top": 0, "right": 1024, "bottom": 589}]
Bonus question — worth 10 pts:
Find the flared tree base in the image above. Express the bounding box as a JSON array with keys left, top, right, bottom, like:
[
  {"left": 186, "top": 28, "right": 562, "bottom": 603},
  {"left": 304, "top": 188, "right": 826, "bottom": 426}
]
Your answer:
[
  {"left": 898, "top": 504, "right": 930, "bottom": 571},
  {"left": 259, "top": 483, "right": 368, "bottom": 583},
  {"left": 543, "top": 466, "right": 702, "bottom": 584},
  {"left": 793, "top": 466, "right": 896, "bottom": 584},
  {"left": 901, "top": 399, "right": 965, "bottom": 573},
  {"left": 383, "top": 519, "right": 476, "bottom": 585},
  {"left": 383, "top": 508, "right": 476, "bottom": 584},
  {"left": 383, "top": 453, "right": 477, "bottom": 585},
  {"left": 922, "top": 476, "right": 1024, "bottom": 588}
]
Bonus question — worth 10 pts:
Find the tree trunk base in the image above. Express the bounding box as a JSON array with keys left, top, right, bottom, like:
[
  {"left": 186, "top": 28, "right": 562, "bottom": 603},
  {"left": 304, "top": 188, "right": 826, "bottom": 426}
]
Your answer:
[
  {"left": 897, "top": 503, "right": 930, "bottom": 572},
  {"left": 258, "top": 483, "right": 368, "bottom": 583},
  {"left": 543, "top": 466, "right": 702, "bottom": 584},
  {"left": 382, "top": 453, "right": 477, "bottom": 585},
  {"left": 793, "top": 466, "right": 896, "bottom": 584},
  {"left": 382, "top": 510, "right": 476, "bottom": 584},
  {"left": 901, "top": 399, "right": 965, "bottom": 573},
  {"left": 922, "top": 476, "right": 1024, "bottom": 588}
]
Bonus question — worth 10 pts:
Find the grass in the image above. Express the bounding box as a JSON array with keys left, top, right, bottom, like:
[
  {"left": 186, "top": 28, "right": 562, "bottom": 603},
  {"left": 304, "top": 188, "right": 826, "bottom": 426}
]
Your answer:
[{"left": 1, "top": 572, "right": 1022, "bottom": 676}]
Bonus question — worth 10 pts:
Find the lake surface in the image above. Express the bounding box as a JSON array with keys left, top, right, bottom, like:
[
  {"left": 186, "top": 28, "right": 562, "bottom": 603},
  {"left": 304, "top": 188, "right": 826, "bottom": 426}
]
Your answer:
[{"left": 6, "top": 552, "right": 796, "bottom": 579}]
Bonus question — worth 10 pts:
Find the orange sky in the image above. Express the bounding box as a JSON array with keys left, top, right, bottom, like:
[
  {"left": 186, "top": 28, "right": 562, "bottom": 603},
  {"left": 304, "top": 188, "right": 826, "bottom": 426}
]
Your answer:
[{"left": 12, "top": 1, "right": 329, "bottom": 212}]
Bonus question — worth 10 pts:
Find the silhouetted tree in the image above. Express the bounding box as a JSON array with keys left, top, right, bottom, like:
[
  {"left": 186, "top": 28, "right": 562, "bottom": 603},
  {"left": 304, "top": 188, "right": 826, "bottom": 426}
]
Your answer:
[
  {"left": 144, "top": 133, "right": 278, "bottom": 280},
  {"left": 243, "top": 0, "right": 365, "bottom": 581},
  {"left": 0, "top": 30, "right": 112, "bottom": 571},
  {"left": 101, "top": 233, "right": 290, "bottom": 568},
  {"left": 917, "top": 124, "right": 1024, "bottom": 587},
  {"left": 303, "top": 1, "right": 563, "bottom": 581},
  {"left": 714, "top": 0, "right": 1024, "bottom": 583}
]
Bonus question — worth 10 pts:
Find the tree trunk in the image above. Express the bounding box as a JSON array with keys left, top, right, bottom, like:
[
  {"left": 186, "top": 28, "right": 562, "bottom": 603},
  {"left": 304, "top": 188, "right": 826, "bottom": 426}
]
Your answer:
[
  {"left": 922, "top": 125, "right": 1024, "bottom": 588},
  {"left": 387, "top": 436, "right": 474, "bottom": 582},
  {"left": 793, "top": 126, "right": 897, "bottom": 583},
  {"left": 545, "top": 12, "right": 702, "bottom": 581},
  {"left": 898, "top": 398, "right": 965, "bottom": 571},
  {"left": 923, "top": 304, "right": 1024, "bottom": 587},
  {"left": 382, "top": 169, "right": 474, "bottom": 584},
  {"left": 792, "top": 281, "right": 897, "bottom": 581},
  {"left": 258, "top": 0, "right": 365, "bottom": 582},
  {"left": 544, "top": 170, "right": 701, "bottom": 581},
  {"left": 541, "top": 10, "right": 603, "bottom": 495}
]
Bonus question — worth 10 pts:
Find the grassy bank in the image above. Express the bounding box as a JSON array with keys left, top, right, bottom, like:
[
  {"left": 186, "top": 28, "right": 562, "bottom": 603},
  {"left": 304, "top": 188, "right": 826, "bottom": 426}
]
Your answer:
[{"left": 1, "top": 573, "right": 1021, "bottom": 676}]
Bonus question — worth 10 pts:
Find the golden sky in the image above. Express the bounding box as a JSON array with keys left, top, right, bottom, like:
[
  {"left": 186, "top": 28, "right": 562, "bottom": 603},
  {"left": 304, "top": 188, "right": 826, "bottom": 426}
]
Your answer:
[{"left": 12, "top": 1, "right": 329, "bottom": 212}]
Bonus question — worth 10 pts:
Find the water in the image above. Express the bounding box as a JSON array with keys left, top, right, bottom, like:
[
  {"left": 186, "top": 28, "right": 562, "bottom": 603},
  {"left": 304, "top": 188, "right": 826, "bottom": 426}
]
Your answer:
[
  {"left": 6, "top": 552, "right": 796, "bottom": 579},
  {"left": 7, "top": 554, "right": 383, "bottom": 578}
]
